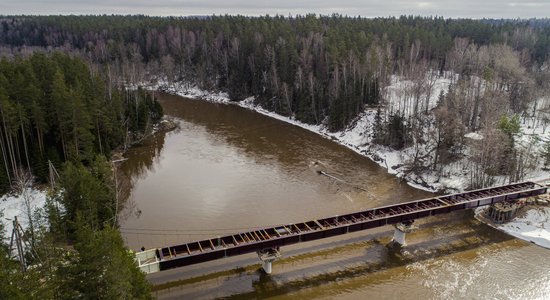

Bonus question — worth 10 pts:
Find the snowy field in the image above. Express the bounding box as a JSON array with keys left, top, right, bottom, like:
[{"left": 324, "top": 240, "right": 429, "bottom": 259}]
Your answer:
[{"left": 0, "top": 188, "right": 47, "bottom": 242}]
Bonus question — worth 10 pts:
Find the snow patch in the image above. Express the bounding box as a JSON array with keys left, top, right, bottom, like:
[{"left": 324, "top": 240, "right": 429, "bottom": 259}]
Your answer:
[
  {"left": 498, "top": 207, "right": 550, "bottom": 249},
  {"left": 153, "top": 81, "right": 231, "bottom": 104},
  {"left": 464, "top": 132, "right": 483, "bottom": 140},
  {"left": 0, "top": 188, "right": 47, "bottom": 241},
  {"left": 475, "top": 206, "right": 550, "bottom": 249}
]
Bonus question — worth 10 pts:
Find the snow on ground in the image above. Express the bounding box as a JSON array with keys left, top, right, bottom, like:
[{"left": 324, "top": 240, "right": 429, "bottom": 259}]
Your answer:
[
  {"left": 0, "top": 189, "right": 47, "bottom": 241},
  {"left": 464, "top": 132, "right": 483, "bottom": 140},
  {"left": 385, "top": 72, "right": 454, "bottom": 116},
  {"left": 475, "top": 206, "right": 550, "bottom": 249},
  {"left": 152, "top": 81, "right": 231, "bottom": 104},
  {"left": 498, "top": 207, "right": 550, "bottom": 249}
]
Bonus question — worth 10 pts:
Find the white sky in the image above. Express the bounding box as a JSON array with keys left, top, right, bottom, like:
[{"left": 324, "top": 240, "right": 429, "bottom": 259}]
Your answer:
[{"left": 1, "top": 0, "right": 549, "bottom": 18}]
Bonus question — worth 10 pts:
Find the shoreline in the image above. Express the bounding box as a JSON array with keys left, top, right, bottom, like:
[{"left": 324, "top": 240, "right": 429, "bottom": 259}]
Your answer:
[
  {"left": 474, "top": 203, "right": 550, "bottom": 249},
  {"left": 151, "top": 82, "right": 440, "bottom": 193},
  {"left": 112, "top": 116, "right": 179, "bottom": 158},
  {"left": 150, "top": 80, "right": 550, "bottom": 194}
]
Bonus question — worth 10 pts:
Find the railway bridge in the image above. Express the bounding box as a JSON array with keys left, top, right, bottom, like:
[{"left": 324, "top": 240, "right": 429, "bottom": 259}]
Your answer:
[{"left": 135, "top": 181, "right": 547, "bottom": 274}]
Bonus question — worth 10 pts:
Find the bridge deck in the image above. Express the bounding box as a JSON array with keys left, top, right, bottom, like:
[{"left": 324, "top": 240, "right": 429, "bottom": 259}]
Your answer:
[{"left": 152, "top": 181, "right": 547, "bottom": 271}]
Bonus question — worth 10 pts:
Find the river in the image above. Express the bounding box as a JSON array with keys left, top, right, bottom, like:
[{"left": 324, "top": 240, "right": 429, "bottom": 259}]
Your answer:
[{"left": 119, "top": 93, "right": 550, "bottom": 299}]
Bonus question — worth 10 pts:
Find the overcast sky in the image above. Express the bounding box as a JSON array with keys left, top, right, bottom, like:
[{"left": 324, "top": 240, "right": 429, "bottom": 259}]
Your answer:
[{"left": 1, "top": 0, "right": 549, "bottom": 19}]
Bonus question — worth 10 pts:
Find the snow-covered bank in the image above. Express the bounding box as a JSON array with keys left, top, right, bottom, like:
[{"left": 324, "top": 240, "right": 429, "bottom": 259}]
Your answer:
[
  {"left": 0, "top": 189, "right": 47, "bottom": 241},
  {"left": 151, "top": 81, "right": 422, "bottom": 186},
  {"left": 150, "top": 80, "right": 449, "bottom": 192},
  {"left": 149, "top": 82, "right": 231, "bottom": 104},
  {"left": 499, "top": 207, "right": 550, "bottom": 249},
  {"left": 476, "top": 206, "right": 550, "bottom": 249},
  {"left": 150, "top": 76, "right": 550, "bottom": 193}
]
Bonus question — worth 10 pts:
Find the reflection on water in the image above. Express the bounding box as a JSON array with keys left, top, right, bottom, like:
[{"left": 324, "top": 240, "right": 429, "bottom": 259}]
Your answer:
[
  {"left": 119, "top": 93, "right": 550, "bottom": 299},
  {"left": 117, "top": 124, "right": 169, "bottom": 223}
]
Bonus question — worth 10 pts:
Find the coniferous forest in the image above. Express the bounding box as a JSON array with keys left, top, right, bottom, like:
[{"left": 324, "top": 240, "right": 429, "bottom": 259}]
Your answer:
[
  {"left": 0, "top": 53, "right": 163, "bottom": 192},
  {"left": 1, "top": 14, "right": 550, "bottom": 298},
  {"left": 0, "top": 46, "right": 161, "bottom": 299}
]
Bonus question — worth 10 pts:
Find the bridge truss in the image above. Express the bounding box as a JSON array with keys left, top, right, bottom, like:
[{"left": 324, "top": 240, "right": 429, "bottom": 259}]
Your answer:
[{"left": 136, "top": 181, "right": 546, "bottom": 273}]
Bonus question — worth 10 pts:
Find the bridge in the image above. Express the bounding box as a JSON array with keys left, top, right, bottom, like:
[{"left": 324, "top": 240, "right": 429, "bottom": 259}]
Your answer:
[{"left": 135, "top": 181, "right": 547, "bottom": 274}]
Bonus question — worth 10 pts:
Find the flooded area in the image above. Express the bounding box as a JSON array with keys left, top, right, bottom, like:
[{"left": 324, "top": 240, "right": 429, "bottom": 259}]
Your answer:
[{"left": 119, "top": 93, "right": 550, "bottom": 299}]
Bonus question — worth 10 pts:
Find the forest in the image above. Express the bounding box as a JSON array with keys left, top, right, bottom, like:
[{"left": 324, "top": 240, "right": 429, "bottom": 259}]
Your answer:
[
  {"left": 1, "top": 16, "right": 549, "bottom": 127},
  {"left": 1, "top": 14, "right": 550, "bottom": 298},
  {"left": 0, "top": 53, "right": 161, "bottom": 297},
  {"left": 0, "top": 53, "right": 163, "bottom": 192}
]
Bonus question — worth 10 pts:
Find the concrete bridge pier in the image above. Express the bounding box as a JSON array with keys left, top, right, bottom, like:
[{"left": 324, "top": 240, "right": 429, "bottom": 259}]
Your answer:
[
  {"left": 391, "top": 220, "right": 416, "bottom": 247},
  {"left": 257, "top": 247, "right": 282, "bottom": 274}
]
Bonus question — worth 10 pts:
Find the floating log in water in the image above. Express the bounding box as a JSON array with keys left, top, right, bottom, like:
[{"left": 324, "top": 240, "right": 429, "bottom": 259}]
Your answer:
[{"left": 318, "top": 171, "right": 370, "bottom": 193}]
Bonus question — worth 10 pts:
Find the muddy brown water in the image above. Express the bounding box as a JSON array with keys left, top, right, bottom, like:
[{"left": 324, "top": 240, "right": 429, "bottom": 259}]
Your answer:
[{"left": 119, "top": 93, "right": 550, "bottom": 299}]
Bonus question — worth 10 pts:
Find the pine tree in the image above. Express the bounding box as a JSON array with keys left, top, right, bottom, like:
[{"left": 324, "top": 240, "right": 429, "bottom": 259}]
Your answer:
[{"left": 59, "top": 224, "right": 151, "bottom": 299}]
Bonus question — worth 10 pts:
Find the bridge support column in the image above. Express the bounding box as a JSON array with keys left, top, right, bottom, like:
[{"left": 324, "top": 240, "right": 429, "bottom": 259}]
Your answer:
[
  {"left": 263, "top": 259, "right": 274, "bottom": 274},
  {"left": 257, "top": 247, "right": 281, "bottom": 274},
  {"left": 391, "top": 220, "right": 416, "bottom": 247}
]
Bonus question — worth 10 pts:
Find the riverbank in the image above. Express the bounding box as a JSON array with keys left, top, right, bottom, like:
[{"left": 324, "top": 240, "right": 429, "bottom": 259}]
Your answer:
[
  {"left": 150, "top": 78, "right": 550, "bottom": 194},
  {"left": 110, "top": 116, "right": 178, "bottom": 166},
  {"left": 499, "top": 206, "right": 550, "bottom": 249},
  {"left": 150, "top": 81, "right": 439, "bottom": 192},
  {"left": 152, "top": 117, "right": 179, "bottom": 135},
  {"left": 0, "top": 116, "right": 177, "bottom": 243},
  {"left": 475, "top": 193, "right": 550, "bottom": 249}
]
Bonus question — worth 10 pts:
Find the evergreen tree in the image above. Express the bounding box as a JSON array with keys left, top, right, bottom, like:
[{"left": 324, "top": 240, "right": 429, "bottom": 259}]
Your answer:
[
  {"left": 57, "top": 156, "right": 116, "bottom": 236},
  {"left": 58, "top": 224, "right": 151, "bottom": 299}
]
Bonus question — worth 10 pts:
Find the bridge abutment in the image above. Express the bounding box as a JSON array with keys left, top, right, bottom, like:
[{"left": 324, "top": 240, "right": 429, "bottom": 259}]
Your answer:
[
  {"left": 486, "top": 201, "right": 523, "bottom": 224},
  {"left": 257, "top": 247, "right": 281, "bottom": 274}
]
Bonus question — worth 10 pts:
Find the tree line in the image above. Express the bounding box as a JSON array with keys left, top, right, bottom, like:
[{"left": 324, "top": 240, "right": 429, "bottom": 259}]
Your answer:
[
  {"left": 1, "top": 15, "right": 549, "bottom": 132},
  {"left": 0, "top": 53, "right": 163, "bottom": 192},
  {"left": 2, "top": 15, "right": 548, "bottom": 188},
  {"left": 2, "top": 15, "right": 550, "bottom": 185}
]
